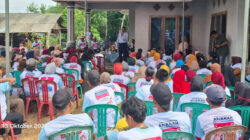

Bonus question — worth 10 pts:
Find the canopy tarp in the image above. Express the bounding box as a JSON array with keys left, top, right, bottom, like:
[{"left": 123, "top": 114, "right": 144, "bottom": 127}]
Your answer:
[{"left": 0, "top": 13, "right": 63, "bottom": 33}]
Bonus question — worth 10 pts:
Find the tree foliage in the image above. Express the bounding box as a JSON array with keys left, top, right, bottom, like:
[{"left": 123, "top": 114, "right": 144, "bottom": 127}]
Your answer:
[{"left": 26, "top": 3, "right": 129, "bottom": 47}]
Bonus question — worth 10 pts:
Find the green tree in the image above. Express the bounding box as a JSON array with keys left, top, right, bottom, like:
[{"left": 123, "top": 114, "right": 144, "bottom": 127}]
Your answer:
[{"left": 27, "top": 2, "right": 39, "bottom": 13}]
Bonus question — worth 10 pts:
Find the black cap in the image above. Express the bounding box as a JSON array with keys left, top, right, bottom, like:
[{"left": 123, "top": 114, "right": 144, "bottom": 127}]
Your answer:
[
  {"left": 150, "top": 83, "right": 172, "bottom": 109},
  {"left": 52, "top": 88, "right": 75, "bottom": 110}
]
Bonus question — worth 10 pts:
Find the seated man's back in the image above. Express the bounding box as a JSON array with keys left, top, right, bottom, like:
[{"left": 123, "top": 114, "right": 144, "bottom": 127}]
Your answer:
[
  {"left": 83, "top": 70, "right": 117, "bottom": 128},
  {"left": 195, "top": 85, "right": 242, "bottom": 140},
  {"left": 39, "top": 88, "right": 95, "bottom": 140},
  {"left": 144, "top": 83, "right": 191, "bottom": 133}
]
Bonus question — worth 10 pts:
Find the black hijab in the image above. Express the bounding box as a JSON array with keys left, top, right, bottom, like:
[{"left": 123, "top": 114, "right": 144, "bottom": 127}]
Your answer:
[
  {"left": 222, "top": 66, "right": 237, "bottom": 87},
  {"left": 226, "top": 82, "right": 250, "bottom": 107}
]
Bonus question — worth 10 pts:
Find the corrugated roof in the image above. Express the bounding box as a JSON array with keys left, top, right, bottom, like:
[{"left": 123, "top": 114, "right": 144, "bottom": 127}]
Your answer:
[{"left": 0, "top": 13, "right": 63, "bottom": 33}]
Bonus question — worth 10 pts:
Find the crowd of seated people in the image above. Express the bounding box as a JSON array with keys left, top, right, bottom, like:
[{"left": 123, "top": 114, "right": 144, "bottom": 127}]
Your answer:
[{"left": 0, "top": 39, "right": 250, "bottom": 140}]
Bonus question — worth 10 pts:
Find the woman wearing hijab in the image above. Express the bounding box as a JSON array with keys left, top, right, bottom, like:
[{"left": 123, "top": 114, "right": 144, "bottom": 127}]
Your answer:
[
  {"left": 148, "top": 53, "right": 161, "bottom": 70},
  {"left": 111, "top": 63, "right": 130, "bottom": 85},
  {"left": 173, "top": 70, "right": 190, "bottom": 94},
  {"left": 160, "top": 65, "right": 173, "bottom": 92},
  {"left": 204, "top": 63, "right": 221, "bottom": 84},
  {"left": 171, "top": 60, "right": 185, "bottom": 75},
  {"left": 186, "top": 70, "right": 197, "bottom": 83},
  {"left": 26, "top": 50, "right": 35, "bottom": 59},
  {"left": 52, "top": 58, "right": 64, "bottom": 74},
  {"left": 176, "top": 76, "right": 208, "bottom": 111},
  {"left": 211, "top": 72, "right": 231, "bottom": 97},
  {"left": 38, "top": 63, "right": 64, "bottom": 100},
  {"left": 186, "top": 54, "right": 197, "bottom": 68},
  {"left": 222, "top": 66, "right": 237, "bottom": 87},
  {"left": 170, "top": 52, "right": 181, "bottom": 70},
  {"left": 225, "top": 82, "right": 250, "bottom": 131},
  {"left": 226, "top": 82, "right": 250, "bottom": 107}
]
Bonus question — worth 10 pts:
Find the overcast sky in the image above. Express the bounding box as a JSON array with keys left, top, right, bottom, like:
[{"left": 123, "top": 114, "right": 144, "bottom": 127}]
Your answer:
[{"left": 0, "top": 0, "right": 56, "bottom": 13}]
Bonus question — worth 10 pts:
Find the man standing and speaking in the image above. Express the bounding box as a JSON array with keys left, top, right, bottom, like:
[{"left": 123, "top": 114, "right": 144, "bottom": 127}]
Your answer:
[
  {"left": 117, "top": 27, "right": 129, "bottom": 62},
  {"left": 210, "top": 31, "right": 229, "bottom": 67}
]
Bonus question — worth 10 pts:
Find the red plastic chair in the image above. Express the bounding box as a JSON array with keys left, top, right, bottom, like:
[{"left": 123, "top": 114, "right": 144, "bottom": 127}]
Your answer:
[
  {"left": 21, "top": 77, "right": 39, "bottom": 120},
  {"left": 58, "top": 74, "right": 79, "bottom": 109},
  {"left": 114, "top": 83, "right": 128, "bottom": 100},
  {"left": 36, "top": 80, "right": 57, "bottom": 123},
  {"left": 96, "top": 56, "right": 105, "bottom": 73},
  {"left": 0, "top": 105, "right": 17, "bottom": 140}
]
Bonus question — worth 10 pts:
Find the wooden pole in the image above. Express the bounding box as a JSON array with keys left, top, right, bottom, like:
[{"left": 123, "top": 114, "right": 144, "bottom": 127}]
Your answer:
[{"left": 182, "top": 0, "right": 185, "bottom": 52}]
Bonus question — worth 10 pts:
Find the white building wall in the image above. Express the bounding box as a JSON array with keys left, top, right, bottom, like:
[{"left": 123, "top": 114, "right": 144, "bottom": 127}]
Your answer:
[
  {"left": 134, "top": 0, "right": 246, "bottom": 57},
  {"left": 203, "top": 0, "right": 244, "bottom": 58}
]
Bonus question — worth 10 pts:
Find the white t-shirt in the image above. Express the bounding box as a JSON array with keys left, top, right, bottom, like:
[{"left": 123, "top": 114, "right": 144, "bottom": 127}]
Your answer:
[
  {"left": 196, "top": 68, "right": 212, "bottom": 75},
  {"left": 176, "top": 92, "right": 208, "bottom": 111},
  {"left": 162, "top": 54, "right": 172, "bottom": 61},
  {"left": 20, "top": 70, "right": 42, "bottom": 97},
  {"left": 195, "top": 107, "right": 242, "bottom": 139},
  {"left": 102, "top": 83, "right": 122, "bottom": 104},
  {"left": 56, "top": 67, "right": 64, "bottom": 74},
  {"left": 170, "top": 62, "right": 176, "bottom": 70},
  {"left": 136, "top": 78, "right": 153, "bottom": 91},
  {"left": 165, "top": 81, "right": 173, "bottom": 93},
  {"left": 128, "top": 66, "right": 139, "bottom": 73},
  {"left": 148, "top": 61, "right": 157, "bottom": 70},
  {"left": 135, "top": 85, "right": 153, "bottom": 101},
  {"left": 12, "top": 62, "right": 19, "bottom": 71},
  {"left": 111, "top": 74, "right": 130, "bottom": 85},
  {"left": 122, "top": 71, "right": 134, "bottom": 78},
  {"left": 171, "top": 68, "right": 181, "bottom": 75},
  {"left": 108, "top": 126, "right": 162, "bottom": 140},
  {"left": 63, "top": 63, "right": 81, "bottom": 80},
  {"left": 231, "top": 63, "right": 241, "bottom": 70},
  {"left": 38, "top": 74, "right": 64, "bottom": 100},
  {"left": 82, "top": 85, "right": 117, "bottom": 128},
  {"left": 145, "top": 111, "right": 191, "bottom": 133},
  {"left": 136, "top": 59, "right": 145, "bottom": 66},
  {"left": 0, "top": 82, "right": 10, "bottom": 120},
  {"left": 39, "top": 113, "right": 96, "bottom": 140}
]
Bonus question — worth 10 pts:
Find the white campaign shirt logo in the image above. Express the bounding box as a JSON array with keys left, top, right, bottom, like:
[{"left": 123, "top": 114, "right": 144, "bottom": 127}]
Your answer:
[
  {"left": 159, "top": 120, "right": 181, "bottom": 132},
  {"left": 95, "top": 89, "right": 110, "bottom": 103},
  {"left": 213, "top": 115, "right": 234, "bottom": 128}
]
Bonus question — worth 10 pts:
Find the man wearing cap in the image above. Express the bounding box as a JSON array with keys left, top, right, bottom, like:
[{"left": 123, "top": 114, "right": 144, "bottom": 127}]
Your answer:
[
  {"left": 39, "top": 88, "right": 95, "bottom": 140},
  {"left": 82, "top": 70, "right": 117, "bottom": 128},
  {"left": 144, "top": 83, "right": 191, "bottom": 133},
  {"left": 195, "top": 84, "right": 242, "bottom": 140},
  {"left": 78, "top": 36, "right": 86, "bottom": 49}
]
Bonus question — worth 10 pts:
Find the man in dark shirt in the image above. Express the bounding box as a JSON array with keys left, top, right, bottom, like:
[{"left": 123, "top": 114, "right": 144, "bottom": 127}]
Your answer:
[{"left": 211, "top": 31, "right": 229, "bottom": 67}]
